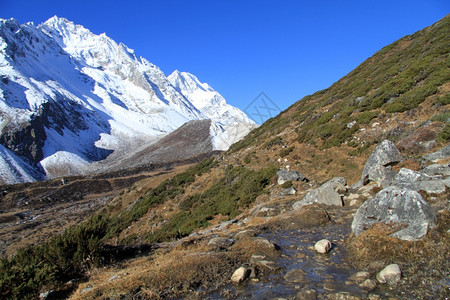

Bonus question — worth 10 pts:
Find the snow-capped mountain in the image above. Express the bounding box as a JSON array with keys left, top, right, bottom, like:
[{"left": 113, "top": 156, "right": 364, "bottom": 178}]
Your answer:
[
  {"left": 168, "top": 70, "right": 257, "bottom": 150},
  {"left": 0, "top": 16, "right": 256, "bottom": 184}
]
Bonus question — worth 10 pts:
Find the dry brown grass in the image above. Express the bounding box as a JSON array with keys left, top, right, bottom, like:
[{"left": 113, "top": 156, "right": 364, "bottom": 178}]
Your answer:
[
  {"left": 347, "top": 209, "right": 450, "bottom": 271},
  {"left": 70, "top": 246, "right": 242, "bottom": 299}
]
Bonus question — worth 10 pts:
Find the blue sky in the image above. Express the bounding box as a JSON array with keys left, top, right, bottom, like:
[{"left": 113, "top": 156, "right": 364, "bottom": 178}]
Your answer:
[{"left": 1, "top": 0, "right": 448, "bottom": 122}]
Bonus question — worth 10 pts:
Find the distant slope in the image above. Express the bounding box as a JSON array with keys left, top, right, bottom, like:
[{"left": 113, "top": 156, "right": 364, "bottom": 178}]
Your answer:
[
  {"left": 89, "top": 120, "right": 215, "bottom": 173},
  {"left": 229, "top": 15, "right": 449, "bottom": 183}
]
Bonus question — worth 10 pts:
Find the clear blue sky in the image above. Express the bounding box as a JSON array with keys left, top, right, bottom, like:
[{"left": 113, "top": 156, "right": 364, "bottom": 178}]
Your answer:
[{"left": 1, "top": 0, "right": 448, "bottom": 120}]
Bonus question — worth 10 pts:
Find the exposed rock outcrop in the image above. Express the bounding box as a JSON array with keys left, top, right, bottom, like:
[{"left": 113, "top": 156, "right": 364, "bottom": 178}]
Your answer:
[
  {"left": 277, "top": 169, "right": 308, "bottom": 185},
  {"left": 358, "top": 140, "right": 403, "bottom": 187},
  {"left": 423, "top": 145, "right": 450, "bottom": 162},
  {"left": 351, "top": 186, "right": 436, "bottom": 241},
  {"left": 293, "top": 177, "right": 346, "bottom": 210},
  {"left": 392, "top": 168, "right": 450, "bottom": 195}
]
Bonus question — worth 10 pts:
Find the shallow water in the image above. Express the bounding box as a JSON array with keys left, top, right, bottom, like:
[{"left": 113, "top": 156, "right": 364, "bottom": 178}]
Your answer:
[{"left": 208, "top": 217, "right": 366, "bottom": 299}]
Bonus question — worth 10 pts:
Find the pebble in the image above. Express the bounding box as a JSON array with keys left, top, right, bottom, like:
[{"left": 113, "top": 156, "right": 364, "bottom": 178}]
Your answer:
[
  {"left": 231, "top": 267, "right": 251, "bottom": 283},
  {"left": 295, "top": 288, "right": 317, "bottom": 300},
  {"left": 349, "top": 271, "right": 371, "bottom": 282},
  {"left": 360, "top": 279, "right": 377, "bottom": 291},
  {"left": 283, "top": 269, "right": 306, "bottom": 283},
  {"left": 314, "top": 239, "right": 332, "bottom": 253},
  {"left": 376, "top": 264, "right": 401, "bottom": 285}
]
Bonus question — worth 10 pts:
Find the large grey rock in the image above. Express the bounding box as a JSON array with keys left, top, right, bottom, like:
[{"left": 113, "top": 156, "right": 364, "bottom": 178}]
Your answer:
[
  {"left": 422, "top": 164, "right": 450, "bottom": 176},
  {"left": 277, "top": 169, "right": 308, "bottom": 185},
  {"left": 392, "top": 168, "right": 450, "bottom": 194},
  {"left": 360, "top": 140, "right": 403, "bottom": 186},
  {"left": 351, "top": 186, "right": 436, "bottom": 241},
  {"left": 423, "top": 145, "right": 450, "bottom": 162},
  {"left": 293, "top": 177, "right": 344, "bottom": 210},
  {"left": 322, "top": 177, "right": 347, "bottom": 189}
]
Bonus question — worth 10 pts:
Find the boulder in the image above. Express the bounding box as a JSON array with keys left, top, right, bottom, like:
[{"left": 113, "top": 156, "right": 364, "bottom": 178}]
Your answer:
[
  {"left": 422, "top": 163, "right": 450, "bottom": 176},
  {"left": 280, "top": 187, "right": 297, "bottom": 196},
  {"left": 314, "top": 239, "right": 332, "bottom": 253},
  {"left": 322, "top": 177, "right": 347, "bottom": 189},
  {"left": 208, "top": 237, "right": 234, "bottom": 249},
  {"left": 392, "top": 168, "right": 450, "bottom": 194},
  {"left": 376, "top": 264, "right": 401, "bottom": 285},
  {"left": 351, "top": 186, "right": 436, "bottom": 241},
  {"left": 231, "top": 266, "right": 251, "bottom": 283},
  {"left": 360, "top": 140, "right": 403, "bottom": 186},
  {"left": 277, "top": 169, "right": 308, "bottom": 185},
  {"left": 293, "top": 177, "right": 345, "bottom": 210},
  {"left": 423, "top": 145, "right": 450, "bottom": 162}
]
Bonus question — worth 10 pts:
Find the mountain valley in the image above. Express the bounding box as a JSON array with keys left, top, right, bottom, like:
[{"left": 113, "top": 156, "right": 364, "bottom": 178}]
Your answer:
[{"left": 0, "top": 14, "right": 449, "bottom": 300}]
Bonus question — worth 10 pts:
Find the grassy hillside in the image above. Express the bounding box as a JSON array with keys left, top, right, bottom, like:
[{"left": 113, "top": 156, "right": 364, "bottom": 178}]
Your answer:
[{"left": 230, "top": 15, "right": 449, "bottom": 183}]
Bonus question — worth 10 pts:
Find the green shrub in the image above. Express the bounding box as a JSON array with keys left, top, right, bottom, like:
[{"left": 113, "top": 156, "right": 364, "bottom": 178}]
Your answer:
[
  {"left": 431, "top": 112, "right": 450, "bottom": 123},
  {"left": 437, "top": 125, "right": 450, "bottom": 142},
  {"left": 281, "top": 180, "right": 292, "bottom": 188},
  {"left": 107, "top": 157, "right": 217, "bottom": 237},
  {"left": 146, "top": 165, "right": 277, "bottom": 243},
  {"left": 280, "top": 146, "right": 294, "bottom": 157},
  {"left": 435, "top": 93, "right": 450, "bottom": 106},
  {"left": 264, "top": 136, "right": 283, "bottom": 149},
  {"left": 0, "top": 214, "right": 110, "bottom": 299},
  {"left": 357, "top": 111, "right": 379, "bottom": 124}
]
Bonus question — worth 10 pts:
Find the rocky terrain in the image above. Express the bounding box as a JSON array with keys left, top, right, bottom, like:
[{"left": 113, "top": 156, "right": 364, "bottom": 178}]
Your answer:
[
  {"left": 68, "top": 142, "right": 449, "bottom": 300},
  {"left": 0, "top": 13, "right": 448, "bottom": 300}
]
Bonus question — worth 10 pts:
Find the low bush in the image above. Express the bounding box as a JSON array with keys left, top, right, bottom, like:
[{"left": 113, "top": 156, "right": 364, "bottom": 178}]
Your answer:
[
  {"left": 146, "top": 165, "right": 277, "bottom": 242},
  {"left": 0, "top": 214, "right": 110, "bottom": 299}
]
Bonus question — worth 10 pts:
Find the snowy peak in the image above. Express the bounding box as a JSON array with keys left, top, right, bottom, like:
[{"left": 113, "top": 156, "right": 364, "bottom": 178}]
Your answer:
[
  {"left": 169, "top": 70, "right": 215, "bottom": 94},
  {"left": 168, "top": 70, "right": 255, "bottom": 126}
]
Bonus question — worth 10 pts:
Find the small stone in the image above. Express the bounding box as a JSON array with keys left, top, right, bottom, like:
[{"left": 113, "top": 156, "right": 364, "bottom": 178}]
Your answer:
[
  {"left": 208, "top": 237, "right": 234, "bottom": 248},
  {"left": 39, "top": 290, "right": 55, "bottom": 299},
  {"left": 81, "top": 287, "right": 93, "bottom": 294},
  {"left": 349, "top": 199, "right": 362, "bottom": 207},
  {"left": 360, "top": 279, "right": 377, "bottom": 291},
  {"left": 108, "top": 274, "right": 119, "bottom": 281},
  {"left": 376, "top": 264, "right": 401, "bottom": 285},
  {"left": 283, "top": 269, "right": 306, "bottom": 283},
  {"left": 231, "top": 267, "right": 251, "bottom": 283},
  {"left": 294, "top": 252, "right": 306, "bottom": 258},
  {"left": 349, "top": 271, "right": 371, "bottom": 282},
  {"left": 254, "top": 260, "right": 281, "bottom": 272},
  {"left": 295, "top": 288, "right": 317, "bottom": 300},
  {"left": 234, "top": 229, "right": 257, "bottom": 240},
  {"left": 327, "top": 292, "right": 361, "bottom": 300},
  {"left": 314, "top": 239, "right": 332, "bottom": 253}
]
